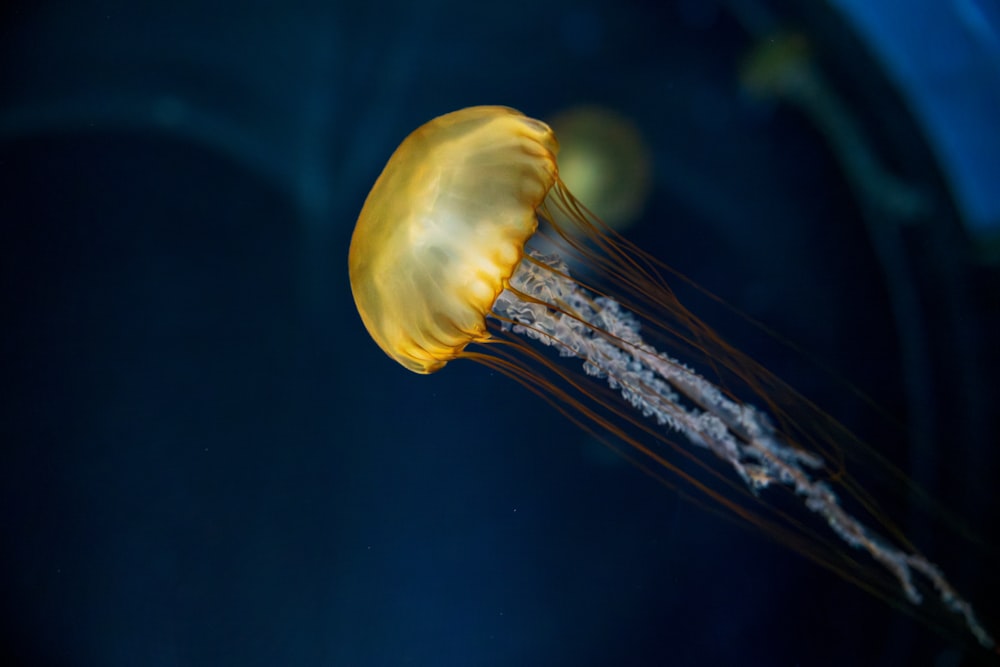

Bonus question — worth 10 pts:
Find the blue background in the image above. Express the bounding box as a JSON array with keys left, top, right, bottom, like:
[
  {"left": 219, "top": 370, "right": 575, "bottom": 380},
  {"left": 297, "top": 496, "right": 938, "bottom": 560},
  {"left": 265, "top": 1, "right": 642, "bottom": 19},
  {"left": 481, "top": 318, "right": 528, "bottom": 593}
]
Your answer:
[{"left": 2, "top": 1, "right": 999, "bottom": 665}]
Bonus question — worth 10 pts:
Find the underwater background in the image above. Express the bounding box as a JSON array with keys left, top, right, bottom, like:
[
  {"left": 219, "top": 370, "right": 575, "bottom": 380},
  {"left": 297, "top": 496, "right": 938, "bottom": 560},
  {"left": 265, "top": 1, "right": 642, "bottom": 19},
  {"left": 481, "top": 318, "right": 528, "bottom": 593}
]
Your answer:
[{"left": 2, "top": 0, "right": 999, "bottom": 665}]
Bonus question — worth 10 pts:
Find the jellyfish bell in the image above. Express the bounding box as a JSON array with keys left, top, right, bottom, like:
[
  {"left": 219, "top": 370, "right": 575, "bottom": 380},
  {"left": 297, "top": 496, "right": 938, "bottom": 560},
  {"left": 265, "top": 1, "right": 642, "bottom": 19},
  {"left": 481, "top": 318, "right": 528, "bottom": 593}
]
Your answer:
[
  {"left": 347, "top": 106, "right": 995, "bottom": 650},
  {"left": 349, "top": 106, "right": 555, "bottom": 374}
]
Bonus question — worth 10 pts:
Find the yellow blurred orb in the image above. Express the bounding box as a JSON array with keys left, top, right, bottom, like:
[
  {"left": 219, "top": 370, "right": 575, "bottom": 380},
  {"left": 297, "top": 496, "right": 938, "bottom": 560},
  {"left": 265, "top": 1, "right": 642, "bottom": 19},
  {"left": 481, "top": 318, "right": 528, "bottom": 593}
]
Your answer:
[{"left": 547, "top": 105, "right": 652, "bottom": 231}]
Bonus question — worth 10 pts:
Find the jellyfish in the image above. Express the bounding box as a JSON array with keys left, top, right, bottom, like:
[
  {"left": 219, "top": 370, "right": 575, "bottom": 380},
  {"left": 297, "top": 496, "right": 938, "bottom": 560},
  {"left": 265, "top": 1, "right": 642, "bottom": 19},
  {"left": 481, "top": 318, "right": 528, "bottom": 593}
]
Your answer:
[{"left": 347, "top": 106, "right": 994, "bottom": 649}]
